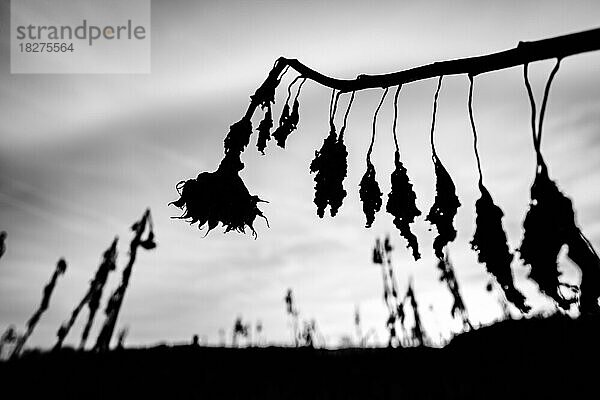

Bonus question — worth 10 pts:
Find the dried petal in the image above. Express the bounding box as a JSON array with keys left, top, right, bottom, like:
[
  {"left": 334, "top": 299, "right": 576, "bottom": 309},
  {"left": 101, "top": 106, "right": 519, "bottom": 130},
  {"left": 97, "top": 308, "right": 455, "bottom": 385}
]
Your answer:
[
  {"left": 359, "top": 159, "right": 382, "bottom": 228},
  {"left": 386, "top": 151, "right": 422, "bottom": 260},
  {"left": 426, "top": 155, "right": 460, "bottom": 259}
]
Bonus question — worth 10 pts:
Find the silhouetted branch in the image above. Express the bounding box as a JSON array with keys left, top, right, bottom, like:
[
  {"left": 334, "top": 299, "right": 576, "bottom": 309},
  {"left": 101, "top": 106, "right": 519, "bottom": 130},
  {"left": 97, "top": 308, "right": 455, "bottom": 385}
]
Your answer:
[
  {"left": 172, "top": 27, "right": 600, "bottom": 237},
  {"left": 244, "top": 28, "right": 600, "bottom": 119}
]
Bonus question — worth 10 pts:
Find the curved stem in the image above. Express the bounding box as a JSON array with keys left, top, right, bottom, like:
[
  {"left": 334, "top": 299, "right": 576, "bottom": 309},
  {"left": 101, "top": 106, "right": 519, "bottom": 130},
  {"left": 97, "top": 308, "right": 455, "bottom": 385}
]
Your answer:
[
  {"left": 430, "top": 76, "right": 444, "bottom": 160},
  {"left": 245, "top": 28, "right": 600, "bottom": 121},
  {"left": 523, "top": 64, "right": 538, "bottom": 153},
  {"left": 294, "top": 78, "right": 308, "bottom": 103},
  {"left": 286, "top": 75, "right": 303, "bottom": 105},
  {"left": 367, "top": 88, "right": 389, "bottom": 161},
  {"left": 328, "top": 89, "right": 336, "bottom": 122},
  {"left": 468, "top": 75, "right": 483, "bottom": 186},
  {"left": 392, "top": 85, "right": 402, "bottom": 154},
  {"left": 340, "top": 91, "right": 356, "bottom": 138},
  {"left": 537, "top": 58, "right": 562, "bottom": 148},
  {"left": 331, "top": 90, "right": 342, "bottom": 124},
  {"left": 278, "top": 28, "right": 600, "bottom": 93}
]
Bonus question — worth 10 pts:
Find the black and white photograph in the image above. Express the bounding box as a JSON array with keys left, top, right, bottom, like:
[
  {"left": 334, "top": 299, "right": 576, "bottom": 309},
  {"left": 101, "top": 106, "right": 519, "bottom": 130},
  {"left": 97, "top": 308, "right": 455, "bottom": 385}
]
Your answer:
[{"left": 1, "top": 1, "right": 600, "bottom": 398}]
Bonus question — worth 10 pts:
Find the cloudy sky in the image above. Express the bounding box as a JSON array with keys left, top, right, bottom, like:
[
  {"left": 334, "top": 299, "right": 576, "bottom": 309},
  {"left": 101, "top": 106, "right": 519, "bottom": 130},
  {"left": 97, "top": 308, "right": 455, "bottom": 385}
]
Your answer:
[{"left": 1, "top": 0, "right": 600, "bottom": 349}]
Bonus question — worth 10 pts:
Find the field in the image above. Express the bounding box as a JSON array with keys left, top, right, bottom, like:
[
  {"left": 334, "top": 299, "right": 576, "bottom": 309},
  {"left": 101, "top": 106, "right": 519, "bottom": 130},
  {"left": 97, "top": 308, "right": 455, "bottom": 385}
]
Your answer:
[{"left": 2, "top": 313, "right": 599, "bottom": 399}]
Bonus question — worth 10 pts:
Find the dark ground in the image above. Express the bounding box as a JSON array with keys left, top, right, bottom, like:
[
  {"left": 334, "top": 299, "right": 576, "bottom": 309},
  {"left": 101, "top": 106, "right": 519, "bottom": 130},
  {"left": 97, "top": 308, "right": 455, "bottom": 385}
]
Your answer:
[{"left": 2, "top": 314, "right": 599, "bottom": 399}]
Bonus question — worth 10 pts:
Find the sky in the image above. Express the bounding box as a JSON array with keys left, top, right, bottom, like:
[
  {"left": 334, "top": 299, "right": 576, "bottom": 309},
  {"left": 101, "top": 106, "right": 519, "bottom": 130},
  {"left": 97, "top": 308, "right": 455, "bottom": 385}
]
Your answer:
[{"left": 1, "top": 0, "right": 600, "bottom": 350}]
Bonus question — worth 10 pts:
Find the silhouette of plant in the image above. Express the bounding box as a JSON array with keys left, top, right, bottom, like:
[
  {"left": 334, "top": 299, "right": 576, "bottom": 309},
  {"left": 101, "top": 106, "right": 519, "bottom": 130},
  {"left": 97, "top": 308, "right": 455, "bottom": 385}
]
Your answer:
[
  {"left": 0, "top": 325, "right": 18, "bottom": 359},
  {"left": 0, "top": 231, "right": 6, "bottom": 261},
  {"left": 426, "top": 77, "right": 461, "bottom": 260},
  {"left": 437, "top": 253, "right": 472, "bottom": 330},
  {"left": 352, "top": 306, "right": 375, "bottom": 347},
  {"left": 405, "top": 281, "right": 426, "bottom": 346},
  {"left": 255, "top": 320, "right": 263, "bottom": 346},
  {"left": 519, "top": 60, "right": 600, "bottom": 313},
  {"left": 171, "top": 29, "right": 600, "bottom": 240},
  {"left": 284, "top": 289, "right": 320, "bottom": 347},
  {"left": 300, "top": 319, "right": 318, "bottom": 348},
  {"left": 232, "top": 316, "right": 249, "bottom": 347},
  {"left": 94, "top": 209, "right": 156, "bottom": 352},
  {"left": 12, "top": 258, "right": 67, "bottom": 358},
  {"left": 373, "top": 236, "right": 406, "bottom": 347},
  {"left": 54, "top": 237, "right": 118, "bottom": 350},
  {"left": 386, "top": 85, "right": 421, "bottom": 261},
  {"left": 170, "top": 152, "right": 269, "bottom": 238},
  {"left": 116, "top": 326, "right": 128, "bottom": 350},
  {"left": 284, "top": 288, "right": 300, "bottom": 346},
  {"left": 467, "top": 76, "right": 530, "bottom": 314},
  {"left": 310, "top": 90, "right": 353, "bottom": 217},
  {"left": 354, "top": 306, "right": 363, "bottom": 346},
  {"left": 359, "top": 89, "right": 388, "bottom": 228}
]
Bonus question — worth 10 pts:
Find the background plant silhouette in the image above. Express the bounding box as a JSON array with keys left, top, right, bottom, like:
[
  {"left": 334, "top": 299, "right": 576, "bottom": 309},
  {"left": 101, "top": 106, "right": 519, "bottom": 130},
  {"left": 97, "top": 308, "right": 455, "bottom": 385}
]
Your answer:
[
  {"left": 54, "top": 237, "right": 118, "bottom": 350},
  {"left": 12, "top": 258, "right": 67, "bottom": 358},
  {"left": 0, "top": 231, "right": 6, "bottom": 261},
  {"left": 94, "top": 209, "right": 156, "bottom": 352}
]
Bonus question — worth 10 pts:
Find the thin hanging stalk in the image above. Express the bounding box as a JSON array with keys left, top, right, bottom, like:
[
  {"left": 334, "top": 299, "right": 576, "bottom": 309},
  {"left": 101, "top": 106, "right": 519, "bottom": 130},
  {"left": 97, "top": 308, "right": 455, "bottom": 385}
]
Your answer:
[
  {"left": 12, "top": 258, "right": 67, "bottom": 358},
  {"left": 359, "top": 88, "right": 388, "bottom": 228},
  {"left": 426, "top": 76, "right": 461, "bottom": 259},
  {"left": 519, "top": 60, "right": 600, "bottom": 313},
  {"left": 386, "top": 84, "right": 422, "bottom": 260},
  {"left": 467, "top": 76, "right": 530, "bottom": 313},
  {"left": 94, "top": 209, "right": 156, "bottom": 352},
  {"left": 54, "top": 238, "right": 118, "bottom": 350}
]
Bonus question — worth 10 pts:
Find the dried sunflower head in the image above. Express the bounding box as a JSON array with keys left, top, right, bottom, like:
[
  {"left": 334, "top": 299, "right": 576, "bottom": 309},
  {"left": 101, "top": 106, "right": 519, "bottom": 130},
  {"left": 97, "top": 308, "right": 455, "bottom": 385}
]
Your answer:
[{"left": 170, "top": 153, "right": 268, "bottom": 238}]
